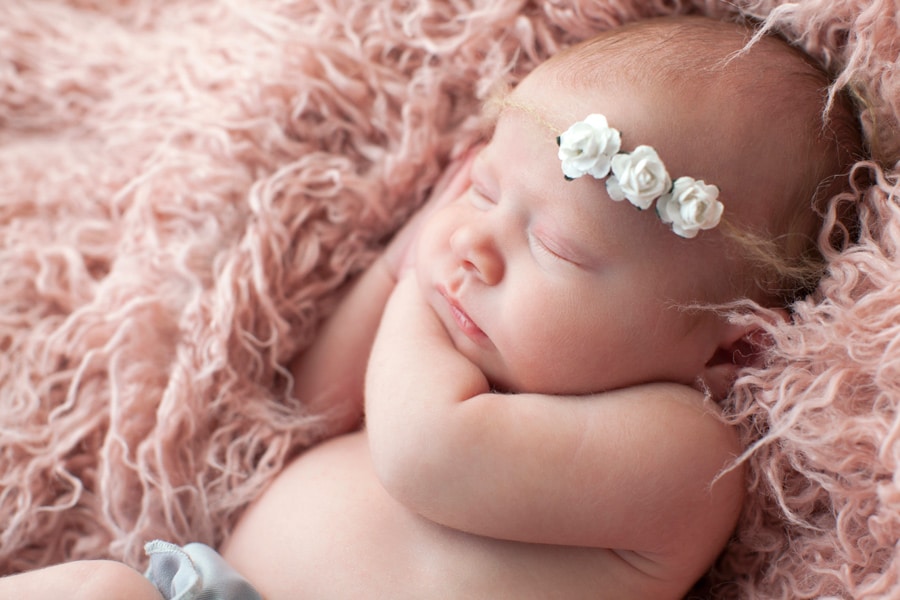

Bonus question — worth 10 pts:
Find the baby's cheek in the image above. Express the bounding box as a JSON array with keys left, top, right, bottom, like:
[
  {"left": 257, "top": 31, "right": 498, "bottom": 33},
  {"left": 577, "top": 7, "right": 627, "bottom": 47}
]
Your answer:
[
  {"left": 493, "top": 337, "right": 558, "bottom": 395},
  {"left": 414, "top": 219, "right": 444, "bottom": 263}
]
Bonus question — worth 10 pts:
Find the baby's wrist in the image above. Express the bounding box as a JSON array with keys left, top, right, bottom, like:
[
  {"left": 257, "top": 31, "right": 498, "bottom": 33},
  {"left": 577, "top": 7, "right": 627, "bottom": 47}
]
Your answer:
[{"left": 371, "top": 253, "right": 401, "bottom": 286}]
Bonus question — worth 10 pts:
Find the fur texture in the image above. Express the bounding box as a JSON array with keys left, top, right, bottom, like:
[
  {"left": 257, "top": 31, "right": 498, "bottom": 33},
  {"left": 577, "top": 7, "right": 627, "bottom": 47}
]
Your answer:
[{"left": 1, "top": 1, "right": 898, "bottom": 598}]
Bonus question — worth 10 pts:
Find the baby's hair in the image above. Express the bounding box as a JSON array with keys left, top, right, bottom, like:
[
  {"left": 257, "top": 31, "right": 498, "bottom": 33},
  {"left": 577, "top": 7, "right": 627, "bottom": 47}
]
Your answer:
[{"left": 545, "top": 16, "right": 865, "bottom": 307}]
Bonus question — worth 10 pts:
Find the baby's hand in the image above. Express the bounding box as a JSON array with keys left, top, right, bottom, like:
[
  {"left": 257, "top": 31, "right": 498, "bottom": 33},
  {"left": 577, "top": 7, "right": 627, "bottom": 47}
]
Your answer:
[
  {"left": 383, "top": 145, "right": 482, "bottom": 278},
  {"left": 383, "top": 271, "right": 458, "bottom": 353}
]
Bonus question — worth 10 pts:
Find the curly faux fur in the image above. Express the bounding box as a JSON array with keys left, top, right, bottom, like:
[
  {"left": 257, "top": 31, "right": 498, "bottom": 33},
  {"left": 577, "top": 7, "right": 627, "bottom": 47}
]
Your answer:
[{"left": 1, "top": 1, "right": 898, "bottom": 598}]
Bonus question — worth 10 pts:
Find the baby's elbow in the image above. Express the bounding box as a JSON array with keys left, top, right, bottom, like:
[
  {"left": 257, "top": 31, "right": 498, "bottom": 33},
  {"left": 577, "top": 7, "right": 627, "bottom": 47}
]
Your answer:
[{"left": 368, "top": 427, "right": 452, "bottom": 518}]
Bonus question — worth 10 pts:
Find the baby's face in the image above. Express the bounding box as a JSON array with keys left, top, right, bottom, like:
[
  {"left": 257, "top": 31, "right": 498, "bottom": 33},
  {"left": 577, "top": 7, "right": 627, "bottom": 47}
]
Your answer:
[{"left": 414, "top": 66, "right": 774, "bottom": 395}]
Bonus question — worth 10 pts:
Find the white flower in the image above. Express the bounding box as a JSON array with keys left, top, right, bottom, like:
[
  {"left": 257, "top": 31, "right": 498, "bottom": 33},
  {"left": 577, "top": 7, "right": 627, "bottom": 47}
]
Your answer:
[
  {"left": 656, "top": 177, "right": 723, "bottom": 238},
  {"left": 605, "top": 145, "right": 672, "bottom": 210},
  {"left": 557, "top": 114, "right": 621, "bottom": 180}
]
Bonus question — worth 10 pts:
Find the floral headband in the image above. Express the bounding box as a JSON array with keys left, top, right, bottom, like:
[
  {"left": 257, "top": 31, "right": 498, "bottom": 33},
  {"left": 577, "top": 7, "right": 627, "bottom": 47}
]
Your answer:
[{"left": 556, "top": 114, "right": 723, "bottom": 238}]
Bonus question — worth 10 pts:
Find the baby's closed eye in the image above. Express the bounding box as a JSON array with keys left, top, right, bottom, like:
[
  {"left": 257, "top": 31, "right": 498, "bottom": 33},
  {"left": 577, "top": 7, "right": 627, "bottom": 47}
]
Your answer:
[
  {"left": 467, "top": 185, "right": 496, "bottom": 211},
  {"left": 528, "top": 222, "right": 589, "bottom": 268}
]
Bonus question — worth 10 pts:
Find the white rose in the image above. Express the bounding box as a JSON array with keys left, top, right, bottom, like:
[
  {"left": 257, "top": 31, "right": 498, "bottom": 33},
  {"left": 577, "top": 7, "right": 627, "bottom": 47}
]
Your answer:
[
  {"left": 557, "top": 114, "right": 622, "bottom": 180},
  {"left": 605, "top": 145, "right": 672, "bottom": 210},
  {"left": 656, "top": 177, "right": 723, "bottom": 238}
]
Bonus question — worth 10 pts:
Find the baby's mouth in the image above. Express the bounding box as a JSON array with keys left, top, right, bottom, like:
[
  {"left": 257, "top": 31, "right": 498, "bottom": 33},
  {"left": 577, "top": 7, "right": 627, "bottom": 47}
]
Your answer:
[{"left": 438, "top": 287, "right": 487, "bottom": 341}]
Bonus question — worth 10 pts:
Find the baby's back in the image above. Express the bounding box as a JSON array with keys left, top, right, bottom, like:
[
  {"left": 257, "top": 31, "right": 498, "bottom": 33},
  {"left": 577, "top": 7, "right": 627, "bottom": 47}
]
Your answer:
[{"left": 222, "top": 431, "right": 689, "bottom": 599}]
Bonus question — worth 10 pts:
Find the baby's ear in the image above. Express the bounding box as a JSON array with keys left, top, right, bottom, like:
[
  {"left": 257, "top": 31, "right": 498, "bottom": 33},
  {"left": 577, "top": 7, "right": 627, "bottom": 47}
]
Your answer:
[{"left": 700, "top": 310, "right": 789, "bottom": 399}]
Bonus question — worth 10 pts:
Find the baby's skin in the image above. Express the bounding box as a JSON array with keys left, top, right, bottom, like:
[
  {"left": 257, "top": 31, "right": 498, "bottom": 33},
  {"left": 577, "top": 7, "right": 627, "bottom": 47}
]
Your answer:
[
  {"left": 222, "top": 21, "right": 779, "bottom": 594},
  {"left": 222, "top": 14, "right": 851, "bottom": 598}
]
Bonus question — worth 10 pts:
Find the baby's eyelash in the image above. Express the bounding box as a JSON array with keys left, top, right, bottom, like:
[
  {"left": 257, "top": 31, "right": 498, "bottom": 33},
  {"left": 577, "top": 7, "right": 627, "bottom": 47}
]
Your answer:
[
  {"left": 529, "top": 227, "right": 589, "bottom": 269},
  {"left": 468, "top": 185, "right": 496, "bottom": 210},
  {"left": 528, "top": 230, "right": 566, "bottom": 262}
]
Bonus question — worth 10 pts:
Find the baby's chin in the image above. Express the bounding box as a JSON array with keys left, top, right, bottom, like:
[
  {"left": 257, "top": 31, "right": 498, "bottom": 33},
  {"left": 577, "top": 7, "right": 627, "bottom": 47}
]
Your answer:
[
  {"left": 476, "top": 363, "right": 518, "bottom": 395},
  {"left": 483, "top": 368, "right": 597, "bottom": 397},
  {"left": 486, "top": 378, "right": 515, "bottom": 395},
  {"left": 477, "top": 348, "right": 661, "bottom": 397}
]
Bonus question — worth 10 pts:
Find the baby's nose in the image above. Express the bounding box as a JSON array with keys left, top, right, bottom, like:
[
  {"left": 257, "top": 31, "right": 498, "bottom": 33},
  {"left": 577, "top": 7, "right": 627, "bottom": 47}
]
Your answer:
[{"left": 449, "top": 223, "right": 504, "bottom": 285}]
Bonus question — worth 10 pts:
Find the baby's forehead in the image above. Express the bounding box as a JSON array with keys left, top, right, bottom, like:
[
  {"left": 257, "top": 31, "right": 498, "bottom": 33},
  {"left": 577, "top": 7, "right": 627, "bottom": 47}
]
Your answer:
[
  {"left": 524, "top": 18, "right": 824, "bottom": 128},
  {"left": 543, "top": 18, "right": 793, "bottom": 88},
  {"left": 483, "top": 96, "right": 776, "bottom": 303},
  {"left": 515, "top": 56, "right": 810, "bottom": 205}
]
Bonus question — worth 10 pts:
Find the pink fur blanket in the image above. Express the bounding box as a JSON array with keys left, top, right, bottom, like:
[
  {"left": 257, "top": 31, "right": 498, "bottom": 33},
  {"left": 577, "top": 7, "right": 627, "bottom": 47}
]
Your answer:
[{"left": 1, "top": 1, "right": 898, "bottom": 597}]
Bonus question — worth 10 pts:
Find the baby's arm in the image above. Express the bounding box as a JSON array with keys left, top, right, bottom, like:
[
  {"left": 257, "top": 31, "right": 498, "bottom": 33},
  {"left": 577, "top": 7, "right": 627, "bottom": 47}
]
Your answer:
[
  {"left": 365, "top": 275, "right": 744, "bottom": 566},
  {"left": 288, "top": 253, "right": 394, "bottom": 433},
  {"left": 289, "top": 148, "right": 478, "bottom": 432},
  {"left": 0, "top": 560, "right": 163, "bottom": 600}
]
